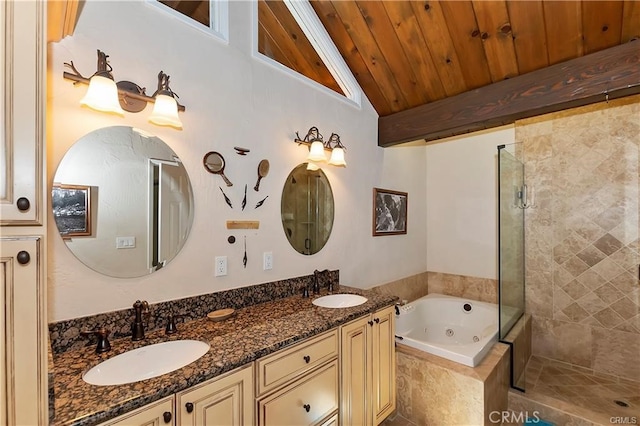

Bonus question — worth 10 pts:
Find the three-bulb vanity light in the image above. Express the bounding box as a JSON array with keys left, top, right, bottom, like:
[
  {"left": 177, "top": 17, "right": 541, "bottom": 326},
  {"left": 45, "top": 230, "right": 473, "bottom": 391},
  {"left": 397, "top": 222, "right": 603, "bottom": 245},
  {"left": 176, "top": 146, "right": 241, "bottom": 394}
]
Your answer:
[
  {"left": 294, "top": 126, "right": 347, "bottom": 169},
  {"left": 63, "top": 49, "right": 185, "bottom": 130}
]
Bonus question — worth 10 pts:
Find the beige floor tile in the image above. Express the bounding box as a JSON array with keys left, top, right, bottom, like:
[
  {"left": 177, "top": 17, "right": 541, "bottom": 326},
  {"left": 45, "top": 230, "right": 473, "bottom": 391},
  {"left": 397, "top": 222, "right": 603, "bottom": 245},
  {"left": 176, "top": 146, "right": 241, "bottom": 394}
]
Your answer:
[{"left": 523, "top": 356, "right": 640, "bottom": 420}]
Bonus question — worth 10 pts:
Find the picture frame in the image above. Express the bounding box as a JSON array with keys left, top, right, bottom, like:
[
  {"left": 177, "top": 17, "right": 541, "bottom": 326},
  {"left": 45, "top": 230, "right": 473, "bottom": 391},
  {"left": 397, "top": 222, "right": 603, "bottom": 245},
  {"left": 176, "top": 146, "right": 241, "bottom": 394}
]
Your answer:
[
  {"left": 52, "top": 184, "right": 92, "bottom": 237},
  {"left": 373, "top": 188, "right": 408, "bottom": 236}
]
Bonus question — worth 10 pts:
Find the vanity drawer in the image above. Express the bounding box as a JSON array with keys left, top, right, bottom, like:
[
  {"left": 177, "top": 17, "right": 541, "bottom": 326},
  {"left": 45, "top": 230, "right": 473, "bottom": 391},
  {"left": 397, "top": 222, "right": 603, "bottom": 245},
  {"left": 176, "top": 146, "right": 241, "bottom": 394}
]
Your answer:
[
  {"left": 257, "top": 359, "right": 338, "bottom": 426},
  {"left": 256, "top": 329, "right": 338, "bottom": 396}
]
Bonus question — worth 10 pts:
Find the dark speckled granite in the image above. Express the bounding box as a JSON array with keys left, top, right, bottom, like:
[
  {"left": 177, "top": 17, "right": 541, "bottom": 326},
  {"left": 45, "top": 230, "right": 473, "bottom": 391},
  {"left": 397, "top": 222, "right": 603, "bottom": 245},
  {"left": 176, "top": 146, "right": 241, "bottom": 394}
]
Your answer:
[
  {"left": 49, "top": 271, "right": 338, "bottom": 354},
  {"left": 51, "top": 283, "right": 396, "bottom": 426}
]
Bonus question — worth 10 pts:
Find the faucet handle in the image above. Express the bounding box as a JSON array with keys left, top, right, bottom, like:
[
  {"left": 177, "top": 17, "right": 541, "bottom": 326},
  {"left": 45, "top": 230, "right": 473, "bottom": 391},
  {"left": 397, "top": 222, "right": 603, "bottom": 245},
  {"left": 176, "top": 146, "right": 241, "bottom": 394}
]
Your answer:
[
  {"left": 81, "top": 327, "right": 111, "bottom": 354},
  {"left": 133, "top": 300, "right": 150, "bottom": 321},
  {"left": 165, "top": 313, "right": 184, "bottom": 335}
]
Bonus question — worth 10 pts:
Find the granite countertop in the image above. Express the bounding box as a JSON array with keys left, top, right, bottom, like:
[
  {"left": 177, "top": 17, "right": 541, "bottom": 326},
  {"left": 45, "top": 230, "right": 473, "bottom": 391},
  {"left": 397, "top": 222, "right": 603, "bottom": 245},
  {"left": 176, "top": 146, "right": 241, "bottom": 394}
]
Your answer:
[{"left": 51, "top": 286, "right": 396, "bottom": 426}]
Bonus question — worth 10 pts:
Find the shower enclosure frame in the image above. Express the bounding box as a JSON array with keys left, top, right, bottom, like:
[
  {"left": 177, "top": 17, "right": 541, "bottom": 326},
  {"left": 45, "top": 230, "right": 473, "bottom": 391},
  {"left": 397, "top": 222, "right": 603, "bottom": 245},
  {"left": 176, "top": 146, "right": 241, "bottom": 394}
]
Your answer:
[{"left": 497, "top": 143, "right": 526, "bottom": 392}]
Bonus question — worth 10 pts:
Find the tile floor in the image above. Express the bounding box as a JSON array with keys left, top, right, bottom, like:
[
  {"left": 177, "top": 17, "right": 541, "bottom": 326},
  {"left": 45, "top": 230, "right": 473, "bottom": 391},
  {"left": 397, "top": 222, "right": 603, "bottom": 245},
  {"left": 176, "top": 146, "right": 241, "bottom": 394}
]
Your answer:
[
  {"left": 525, "top": 355, "right": 640, "bottom": 420},
  {"left": 380, "top": 413, "right": 418, "bottom": 426},
  {"left": 381, "top": 355, "right": 640, "bottom": 426}
]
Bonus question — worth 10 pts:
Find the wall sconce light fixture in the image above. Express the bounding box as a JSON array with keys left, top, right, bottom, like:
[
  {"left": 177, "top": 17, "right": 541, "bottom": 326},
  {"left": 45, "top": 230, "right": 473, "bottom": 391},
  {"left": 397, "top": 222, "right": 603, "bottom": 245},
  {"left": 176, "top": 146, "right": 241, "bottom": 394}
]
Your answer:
[
  {"left": 294, "top": 127, "right": 347, "bottom": 167},
  {"left": 63, "top": 49, "right": 185, "bottom": 129}
]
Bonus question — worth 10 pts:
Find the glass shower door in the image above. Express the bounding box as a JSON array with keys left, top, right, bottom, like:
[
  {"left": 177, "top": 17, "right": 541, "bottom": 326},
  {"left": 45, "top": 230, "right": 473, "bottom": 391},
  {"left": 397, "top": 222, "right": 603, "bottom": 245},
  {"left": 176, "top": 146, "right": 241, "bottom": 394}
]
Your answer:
[
  {"left": 498, "top": 144, "right": 527, "bottom": 390},
  {"left": 498, "top": 144, "right": 526, "bottom": 338}
]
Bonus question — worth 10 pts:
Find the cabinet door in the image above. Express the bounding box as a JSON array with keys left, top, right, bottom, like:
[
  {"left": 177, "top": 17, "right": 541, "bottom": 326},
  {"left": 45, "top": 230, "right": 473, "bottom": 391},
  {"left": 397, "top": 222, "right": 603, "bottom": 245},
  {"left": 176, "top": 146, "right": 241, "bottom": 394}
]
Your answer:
[
  {"left": 0, "top": 237, "right": 47, "bottom": 426},
  {"left": 372, "top": 307, "right": 396, "bottom": 425},
  {"left": 1, "top": 0, "right": 45, "bottom": 225},
  {"left": 98, "top": 396, "right": 174, "bottom": 426},
  {"left": 258, "top": 360, "right": 338, "bottom": 426},
  {"left": 340, "top": 315, "right": 372, "bottom": 426},
  {"left": 177, "top": 364, "right": 254, "bottom": 426}
]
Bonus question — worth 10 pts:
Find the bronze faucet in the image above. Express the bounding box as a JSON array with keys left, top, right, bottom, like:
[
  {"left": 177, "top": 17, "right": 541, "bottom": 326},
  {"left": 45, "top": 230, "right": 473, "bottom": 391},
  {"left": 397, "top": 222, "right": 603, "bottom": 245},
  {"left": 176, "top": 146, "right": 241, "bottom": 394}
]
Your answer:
[
  {"left": 165, "top": 313, "right": 184, "bottom": 335},
  {"left": 80, "top": 327, "right": 111, "bottom": 354},
  {"left": 313, "top": 269, "right": 333, "bottom": 293},
  {"left": 132, "top": 300, "right": 150, "bottom": 341}
]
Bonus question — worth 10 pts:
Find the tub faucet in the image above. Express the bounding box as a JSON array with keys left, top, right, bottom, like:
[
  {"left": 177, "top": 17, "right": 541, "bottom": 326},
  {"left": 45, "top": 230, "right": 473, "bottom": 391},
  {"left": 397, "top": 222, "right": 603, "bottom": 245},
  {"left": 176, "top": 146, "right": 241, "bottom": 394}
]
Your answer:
[
  {"left": 132, "top": 300, "right": 150, "bottom": 341},
  {"left": 394, "top": 300, "right": 407, "bottom": 315}
]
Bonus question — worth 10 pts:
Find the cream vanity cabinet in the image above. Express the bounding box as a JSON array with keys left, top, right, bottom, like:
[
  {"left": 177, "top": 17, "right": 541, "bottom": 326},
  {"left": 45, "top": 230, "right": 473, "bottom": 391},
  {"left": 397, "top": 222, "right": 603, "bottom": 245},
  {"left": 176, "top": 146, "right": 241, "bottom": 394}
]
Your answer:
[
  {"left": 0, "top": 1, "right": 48, "bottom": 426},
  {"left": 340, "top": 306, "right": 396, "bottom": 426},
  {"left": 97, "top": 364, "right": 254, "bottom": 426},
  {"left": 177, "top": 364, "right": 253, "bottom": 426},
  {"left": 97, "top": 395, "right": 175, "bottom": 426},
  {"left": 256, "top": 329, "right": 339, "bottom": 426}
]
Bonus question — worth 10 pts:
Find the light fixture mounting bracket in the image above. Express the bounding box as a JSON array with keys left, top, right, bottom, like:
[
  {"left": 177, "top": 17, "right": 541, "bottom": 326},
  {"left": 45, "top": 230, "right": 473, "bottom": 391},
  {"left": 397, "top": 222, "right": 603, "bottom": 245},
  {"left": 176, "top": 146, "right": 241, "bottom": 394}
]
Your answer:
[{"left": 116, "top": 81, "right": 147, "bottom": 113}]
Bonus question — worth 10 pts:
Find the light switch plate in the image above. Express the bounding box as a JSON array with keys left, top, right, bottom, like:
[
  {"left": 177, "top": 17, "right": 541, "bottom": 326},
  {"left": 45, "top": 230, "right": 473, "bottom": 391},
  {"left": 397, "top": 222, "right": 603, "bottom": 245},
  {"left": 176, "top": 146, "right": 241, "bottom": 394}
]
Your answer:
[{"left": 116, "top": 236, "right": 136, "bottom": 249}]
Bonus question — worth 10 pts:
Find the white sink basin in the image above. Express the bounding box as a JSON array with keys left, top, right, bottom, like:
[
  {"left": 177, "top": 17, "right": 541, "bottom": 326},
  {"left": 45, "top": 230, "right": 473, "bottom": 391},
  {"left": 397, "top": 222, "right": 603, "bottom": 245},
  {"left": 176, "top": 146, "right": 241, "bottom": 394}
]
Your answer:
[
  {"left": 82, "top": 340, "right": 210, "bottom": 386},
  {"left": 312, "top": 294, "right": 368, "bottom": 308}
]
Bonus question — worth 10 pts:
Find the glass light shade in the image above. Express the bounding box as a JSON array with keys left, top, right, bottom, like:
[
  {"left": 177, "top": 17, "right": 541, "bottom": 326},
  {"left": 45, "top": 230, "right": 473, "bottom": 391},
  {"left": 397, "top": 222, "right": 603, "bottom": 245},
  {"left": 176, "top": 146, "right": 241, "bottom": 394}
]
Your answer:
[
  {"left": 328, "top": 147, "right": 346, "bottom": 167},
  {"left": 149, "top": 94, "right": 183, "bottom": 129},
  {"left": 306, "top": 161, "right": 320, "bottom": 171},
  {"left": 307, "top": 141, "right": 327, "bottom": 162},
  {"left": 80, "top": 75, "right": 124, "bottom": 115}
]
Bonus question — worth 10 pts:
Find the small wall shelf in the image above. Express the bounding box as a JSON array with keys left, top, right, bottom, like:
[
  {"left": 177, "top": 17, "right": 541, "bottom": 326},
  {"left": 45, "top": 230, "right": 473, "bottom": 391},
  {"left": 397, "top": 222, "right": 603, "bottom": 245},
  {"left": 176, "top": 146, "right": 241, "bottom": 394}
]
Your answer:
[{"left": 226, "top": 221, "right": 260, "bottom": 230}]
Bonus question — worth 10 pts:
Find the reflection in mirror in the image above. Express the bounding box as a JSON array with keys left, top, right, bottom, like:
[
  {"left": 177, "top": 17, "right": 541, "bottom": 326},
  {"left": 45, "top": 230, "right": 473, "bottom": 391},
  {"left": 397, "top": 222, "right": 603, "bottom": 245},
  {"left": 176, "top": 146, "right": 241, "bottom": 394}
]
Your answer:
[
  {"left": 52, "top": 126, "right": 194, "bottom": 278},
  {"left": 281, "top": 163, "right": 334, "bottom": 255}
]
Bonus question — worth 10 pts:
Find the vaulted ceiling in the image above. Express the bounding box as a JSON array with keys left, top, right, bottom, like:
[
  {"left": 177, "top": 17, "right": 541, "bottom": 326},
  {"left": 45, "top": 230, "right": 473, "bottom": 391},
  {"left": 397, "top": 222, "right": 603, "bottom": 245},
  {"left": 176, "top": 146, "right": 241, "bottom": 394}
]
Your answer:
[
  {"left": 267, "top": 1, "right": 640, "bottom": 117},
  {"left": 260, "top": 0, "right": 640, "bottom": 145},
  {"left": 49, "top": 1, "right": 640, "bottom": 145}
]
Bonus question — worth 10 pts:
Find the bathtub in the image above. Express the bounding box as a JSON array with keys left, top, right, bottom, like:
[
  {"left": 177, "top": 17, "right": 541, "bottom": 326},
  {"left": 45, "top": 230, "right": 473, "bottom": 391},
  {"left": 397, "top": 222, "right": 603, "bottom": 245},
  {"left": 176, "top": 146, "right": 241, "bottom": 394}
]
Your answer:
[{"left": 395, "top": 293, "right": 498, "bottom": 367}]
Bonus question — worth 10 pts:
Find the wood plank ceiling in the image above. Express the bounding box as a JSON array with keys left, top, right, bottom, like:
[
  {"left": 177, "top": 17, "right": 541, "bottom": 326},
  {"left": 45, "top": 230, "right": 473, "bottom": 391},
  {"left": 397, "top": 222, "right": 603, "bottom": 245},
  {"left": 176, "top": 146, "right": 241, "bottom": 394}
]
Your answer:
[
  {"left": 261, "top": 0, "right": 640, "bottom": 120},
  {"left": 53, "top": 1, "right": 640, "bottom": 143}
]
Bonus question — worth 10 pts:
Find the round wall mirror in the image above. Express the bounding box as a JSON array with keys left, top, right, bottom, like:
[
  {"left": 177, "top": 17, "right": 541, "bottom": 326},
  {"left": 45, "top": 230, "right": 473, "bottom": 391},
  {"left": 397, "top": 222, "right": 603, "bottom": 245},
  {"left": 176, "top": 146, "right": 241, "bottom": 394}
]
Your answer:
[
  {"left": 281, "top": 163, "right": 334, "bottom": 255},
  {"left": 52, "top": 126, "right": 194, "bottom": 278}
]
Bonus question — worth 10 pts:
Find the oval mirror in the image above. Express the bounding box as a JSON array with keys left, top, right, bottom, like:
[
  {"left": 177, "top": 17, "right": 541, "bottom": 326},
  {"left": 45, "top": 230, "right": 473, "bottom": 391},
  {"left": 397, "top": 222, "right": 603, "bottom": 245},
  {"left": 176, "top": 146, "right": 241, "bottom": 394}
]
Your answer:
[
  {"left": 281, "top": 163, "right": 334, "bottom": 255},
  {"left": 52, "top": 126, "right": 194, "bottom": 278}
]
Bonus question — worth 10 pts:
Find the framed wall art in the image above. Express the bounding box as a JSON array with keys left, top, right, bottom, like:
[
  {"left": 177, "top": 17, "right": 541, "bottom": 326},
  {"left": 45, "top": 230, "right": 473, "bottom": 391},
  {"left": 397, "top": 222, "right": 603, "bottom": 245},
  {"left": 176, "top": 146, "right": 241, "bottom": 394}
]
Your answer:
[
  {"left": 52, "top": 184, "right": 92, "bottom": 236},
  {"left": 373, "top": 188, "right": 407, "bottom": 236}
]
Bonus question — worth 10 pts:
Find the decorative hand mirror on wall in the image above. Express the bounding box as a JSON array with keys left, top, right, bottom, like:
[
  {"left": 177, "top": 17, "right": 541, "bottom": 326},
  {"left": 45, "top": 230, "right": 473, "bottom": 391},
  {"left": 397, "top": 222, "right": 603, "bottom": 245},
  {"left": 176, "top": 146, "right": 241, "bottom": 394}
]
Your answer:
[
  {"left": 281, "top": 163, "right": 334, "bottom": 255},
  {"left": 52, "top": 126, "right": 194, "bottom": 278}
]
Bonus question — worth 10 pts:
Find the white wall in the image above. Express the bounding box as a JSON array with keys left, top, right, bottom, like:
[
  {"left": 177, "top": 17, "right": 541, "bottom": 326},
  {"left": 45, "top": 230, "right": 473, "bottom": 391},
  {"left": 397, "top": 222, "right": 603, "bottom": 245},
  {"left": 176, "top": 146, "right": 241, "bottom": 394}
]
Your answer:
[
  {"left": 425, "top": 126, "right": 515, "bottom": 280},
  {"left": 47, "top": 1, "right": 428, "bottom": 321}
]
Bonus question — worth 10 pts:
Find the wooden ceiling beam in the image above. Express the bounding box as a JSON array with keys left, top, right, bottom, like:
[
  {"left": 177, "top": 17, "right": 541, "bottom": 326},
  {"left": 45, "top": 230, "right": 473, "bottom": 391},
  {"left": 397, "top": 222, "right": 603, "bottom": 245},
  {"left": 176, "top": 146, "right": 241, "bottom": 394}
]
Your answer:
[{"left": 378, "top": 41, "right": 640, "bottom": 147}]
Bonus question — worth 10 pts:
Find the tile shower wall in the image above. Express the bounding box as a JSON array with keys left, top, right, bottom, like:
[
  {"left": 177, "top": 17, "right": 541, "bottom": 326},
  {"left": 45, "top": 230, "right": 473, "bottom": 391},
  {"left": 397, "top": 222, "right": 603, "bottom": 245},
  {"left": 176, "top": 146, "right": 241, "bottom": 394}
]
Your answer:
[{"left": 518, "top": 95, "right": 640, "bottom": 380}]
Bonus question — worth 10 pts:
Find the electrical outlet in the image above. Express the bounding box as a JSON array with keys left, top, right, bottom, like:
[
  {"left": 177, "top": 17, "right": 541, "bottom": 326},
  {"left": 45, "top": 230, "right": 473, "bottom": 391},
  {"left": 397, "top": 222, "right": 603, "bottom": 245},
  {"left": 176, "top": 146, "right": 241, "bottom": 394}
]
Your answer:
[
  {"left": 263, "top": 252, "right": 273, "bottom": 270},
  {"left": 215, "top": 256, "right": 227, "bottom": 277}
]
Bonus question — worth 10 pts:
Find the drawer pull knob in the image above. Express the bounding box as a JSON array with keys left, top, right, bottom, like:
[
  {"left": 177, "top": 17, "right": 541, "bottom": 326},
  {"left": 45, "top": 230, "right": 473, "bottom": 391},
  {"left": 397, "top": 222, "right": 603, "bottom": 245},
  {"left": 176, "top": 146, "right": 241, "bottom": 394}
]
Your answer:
[
  {"left": 163, "top": 411, "right": 172, "bottom": 423},
  {"left": 374, "top": 318, "right": 380, "bottom": 324},
  {"left": 17, "top": 251, "right": 31, "bottom": 265},
  {"left": 303, "top": 355, "right": 311, "bottom": 363},
  {"left": 368, "top": 320, "right": 374, "bottom": 326},
  {"left": 185, "top": 402, "right": 194, "bottom": 413},
  {"left": 303, "top": 404, "right": 311, "bottom": 412},
  {"left": 17, "top": 197, "right": 30, "bottom": 212}
]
